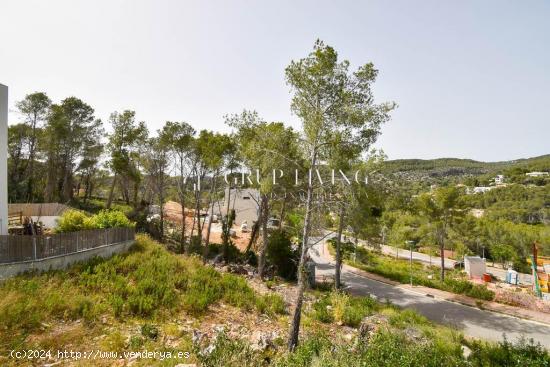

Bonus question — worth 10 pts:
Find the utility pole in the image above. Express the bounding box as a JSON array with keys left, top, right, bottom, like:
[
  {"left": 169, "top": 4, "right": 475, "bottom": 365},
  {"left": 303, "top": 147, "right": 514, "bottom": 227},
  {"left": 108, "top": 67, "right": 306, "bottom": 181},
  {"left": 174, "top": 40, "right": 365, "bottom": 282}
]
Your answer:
[
  {"left": 0, "top": 84, "right": 8, "bottom": 235},
  {"left": 407, "top": 240, "right": 415, "bottom": 287}
]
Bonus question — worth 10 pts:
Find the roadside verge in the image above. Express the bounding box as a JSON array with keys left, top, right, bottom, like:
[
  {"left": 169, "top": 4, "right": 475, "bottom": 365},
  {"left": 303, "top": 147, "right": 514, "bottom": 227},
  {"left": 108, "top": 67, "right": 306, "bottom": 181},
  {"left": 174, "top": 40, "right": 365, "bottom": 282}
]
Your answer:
[{"left": 319, "top": 242, "right": 550, "bottom": 326}]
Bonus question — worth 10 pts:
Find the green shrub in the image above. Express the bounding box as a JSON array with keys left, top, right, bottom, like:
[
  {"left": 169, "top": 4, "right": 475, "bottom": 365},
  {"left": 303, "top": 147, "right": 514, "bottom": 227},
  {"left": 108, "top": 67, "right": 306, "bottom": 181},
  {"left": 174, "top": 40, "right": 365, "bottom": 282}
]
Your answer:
[
  {"left": 467, "top": 336, "right": 550, "bottom": 367},
  {"left": 206, "top": 242, "right": 242, "bottom": 262},
  {"left": 311, "top": 295, "right": 334, "bottom": 323},
  {"left": 266, "top": 230, "right": 298, "bottom": 280},
  {"left": 0, "top": 234, "right": 287, "bottom": 349},
  {"left": 56, "top": 210, "right": 90, "bottom": 232},
  {"left": 187, "top": 235, "right": 203, "bottom": 255},
  {"left": 311, "top": 292, "right": 376, "bottom": 327},
  {"left": 86, "top": 209, "right": 134, "bottom": 229},
  {"left": 255, "top": 293, "right": 286, "bottom": 315},
  {"left": 56, "top": 209, "right": 134, "bottom": 233},
  {"left": 140, "top": 323, "right": 159, "bottom": 340}
]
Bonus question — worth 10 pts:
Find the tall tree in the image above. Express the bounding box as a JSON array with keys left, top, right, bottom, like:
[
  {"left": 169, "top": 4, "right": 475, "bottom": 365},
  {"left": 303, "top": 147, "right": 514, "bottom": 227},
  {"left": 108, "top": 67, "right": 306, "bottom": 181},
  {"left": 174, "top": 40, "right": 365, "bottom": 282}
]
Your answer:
[
  {"left": 285, "top": 40, "right": 395, "bottom": 350},
  {"left": 7, "top": 124, "right": 32, "bottom": 201},
  {"left": 188, "top": 131, "right": 213, "bottom": 241},
  {"left": 106, "top": 110, "right": 148, "bottom": 208},
  {"left": 417, "top": 186, "right": 463, "bottom": 280},
  {"left": 76, "top": 120, "right": 104, "bottom": 201},
  {"left": 44, "top": 97, "right": 101, "bottom": 202},
  {"left": 201, "top": 133, "right": 234, "bottom": 261},
  {"left": 227, "top": 110, "right": 301, "bottom": 278},
  {"left": 144, "top": 134, "right": 170, "bottom": 240},
  {"left": 16, "top": 92, "right": 51, "bottom": 202},
  {"left": 161, "top": 121, "right": 196, "bottom": 252}
]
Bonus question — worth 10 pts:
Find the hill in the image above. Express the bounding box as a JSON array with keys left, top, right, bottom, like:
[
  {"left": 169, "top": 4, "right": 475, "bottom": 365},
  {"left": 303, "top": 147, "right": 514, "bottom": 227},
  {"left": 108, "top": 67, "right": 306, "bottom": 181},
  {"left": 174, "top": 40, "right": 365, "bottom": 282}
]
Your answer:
[{"left": 380, "top": 154, "right": 550, "bottom": 183}]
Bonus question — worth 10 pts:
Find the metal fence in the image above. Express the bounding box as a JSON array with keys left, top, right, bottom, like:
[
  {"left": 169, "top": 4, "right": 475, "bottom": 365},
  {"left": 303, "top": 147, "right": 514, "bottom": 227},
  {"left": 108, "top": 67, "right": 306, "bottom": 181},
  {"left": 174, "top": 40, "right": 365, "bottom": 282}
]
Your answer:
[{"left": 0, "top": 227, "right": 135, "bottom": 264}]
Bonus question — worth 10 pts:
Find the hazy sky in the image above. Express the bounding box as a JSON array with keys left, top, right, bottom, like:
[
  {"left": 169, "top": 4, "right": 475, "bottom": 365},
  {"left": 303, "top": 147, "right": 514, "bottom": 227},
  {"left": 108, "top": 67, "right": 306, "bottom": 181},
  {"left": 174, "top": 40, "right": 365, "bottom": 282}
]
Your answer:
[{"left": 1, "top": 0, "right": 549, "bottom": 161}]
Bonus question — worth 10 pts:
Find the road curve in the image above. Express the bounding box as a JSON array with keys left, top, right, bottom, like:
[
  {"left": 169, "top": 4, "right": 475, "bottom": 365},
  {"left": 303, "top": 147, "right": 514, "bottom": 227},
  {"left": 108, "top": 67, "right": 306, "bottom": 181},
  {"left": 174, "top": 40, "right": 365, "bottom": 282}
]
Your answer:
[{"left": 309, "top": 238, "right": 550, "bottom": 349}]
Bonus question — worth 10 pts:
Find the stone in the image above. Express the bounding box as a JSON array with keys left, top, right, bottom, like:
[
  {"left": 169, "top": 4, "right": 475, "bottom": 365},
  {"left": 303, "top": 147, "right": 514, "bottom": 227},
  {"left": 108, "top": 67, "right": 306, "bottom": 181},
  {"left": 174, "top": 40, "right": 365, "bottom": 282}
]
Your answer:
[
  {"left": 462, "top": 345, "right": 472, "bottom": 358},
  {"left": 250, "top": 331, "right": 275, "bottom": 351},
  {"left": 202, "top": 344, "right": 216, "bottom": 355},
  {"left": 192, "top": 330, "right": 203, "bottom": 345}
]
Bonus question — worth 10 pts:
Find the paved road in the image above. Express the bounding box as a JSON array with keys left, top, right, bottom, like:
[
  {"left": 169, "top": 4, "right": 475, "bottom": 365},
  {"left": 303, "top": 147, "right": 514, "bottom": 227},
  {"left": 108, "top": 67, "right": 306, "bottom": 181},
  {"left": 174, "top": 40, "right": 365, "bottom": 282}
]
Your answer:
[{"left": 309, "top": 238, "right": 550, "bottom": 348}]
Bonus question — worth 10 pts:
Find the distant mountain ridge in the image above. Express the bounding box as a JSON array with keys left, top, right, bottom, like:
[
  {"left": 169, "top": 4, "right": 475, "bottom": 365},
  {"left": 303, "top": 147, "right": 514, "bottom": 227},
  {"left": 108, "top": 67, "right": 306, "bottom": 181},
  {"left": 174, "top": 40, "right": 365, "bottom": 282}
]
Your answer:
[{"left": 382, "top": 154, "right": 550, "bottom": 174}]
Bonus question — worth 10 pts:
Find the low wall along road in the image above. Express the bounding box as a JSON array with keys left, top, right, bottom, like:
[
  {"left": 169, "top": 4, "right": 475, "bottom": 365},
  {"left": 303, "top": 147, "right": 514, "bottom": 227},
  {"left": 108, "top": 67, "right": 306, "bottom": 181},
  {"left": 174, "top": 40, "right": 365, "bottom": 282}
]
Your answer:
[{"left": 0, "top": 227, "right": 135, "bottom": 280}]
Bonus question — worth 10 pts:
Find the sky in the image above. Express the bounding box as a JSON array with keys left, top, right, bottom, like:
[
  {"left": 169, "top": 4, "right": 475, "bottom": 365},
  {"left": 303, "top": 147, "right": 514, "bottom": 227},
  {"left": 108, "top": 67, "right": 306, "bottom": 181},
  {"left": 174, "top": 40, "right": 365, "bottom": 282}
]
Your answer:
[{"left": 1, "top": 0, "right": 549, "bottom": 162}]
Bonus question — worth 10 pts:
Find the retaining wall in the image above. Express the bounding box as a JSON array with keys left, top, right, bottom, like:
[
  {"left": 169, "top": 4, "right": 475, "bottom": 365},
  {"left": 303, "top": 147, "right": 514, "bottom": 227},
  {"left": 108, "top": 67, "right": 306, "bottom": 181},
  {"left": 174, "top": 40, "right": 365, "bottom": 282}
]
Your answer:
[{"left": 0, "top": 240, "right": 134, "bottom": 280}]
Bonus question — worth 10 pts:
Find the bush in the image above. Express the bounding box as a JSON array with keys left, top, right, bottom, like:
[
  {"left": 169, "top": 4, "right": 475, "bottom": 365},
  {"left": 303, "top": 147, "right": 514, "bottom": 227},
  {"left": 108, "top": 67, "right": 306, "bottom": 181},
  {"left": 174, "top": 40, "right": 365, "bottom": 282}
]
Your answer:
[
  {"left": 266, "top": 230, "right": 298, "bottom": 280},
  {"left": 86, "top": 209, "right": 134, "bottom": 229},
  {"left": 56, "top": 209, "right": 134, "bottom": 233},
  {"left": 467, "top": 336, "right": 550, "bottom": 367},
  {"left": 140, "top": 324, "right": 159, "bottom": 340},
  {"left": 187, "top": 236, "right": 203, "bottom": 255},
  {"left": 56, "top": 210, "right": 90, "bottom": 232},
  {"left": 311, "top": 292, "right": 376, "bottom": 327},
  {"left": 206, "top": 242, "right": 242, "bottom": 263},
  {"left": 327, "top": 238, "right": 355, "bottom": 259},
  {"left": 444, "top": 278, "right": 494, "bottom": 301},
  {"left": 255, "top": 293, "right": 286, "bottom": 315},
  {"left": 311, "top": 295, "right": 334, "bottom": 323}
]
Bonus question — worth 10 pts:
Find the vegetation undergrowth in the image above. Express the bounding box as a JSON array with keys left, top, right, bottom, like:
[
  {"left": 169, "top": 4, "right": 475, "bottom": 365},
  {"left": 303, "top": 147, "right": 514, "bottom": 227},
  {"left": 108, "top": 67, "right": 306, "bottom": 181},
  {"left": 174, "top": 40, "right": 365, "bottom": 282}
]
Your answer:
[
  {"left": 196, "top": 289, "right": 550, "bottom": 367},
  {"left": 0, "top": 234, "right": 285, "bottom": 350}
]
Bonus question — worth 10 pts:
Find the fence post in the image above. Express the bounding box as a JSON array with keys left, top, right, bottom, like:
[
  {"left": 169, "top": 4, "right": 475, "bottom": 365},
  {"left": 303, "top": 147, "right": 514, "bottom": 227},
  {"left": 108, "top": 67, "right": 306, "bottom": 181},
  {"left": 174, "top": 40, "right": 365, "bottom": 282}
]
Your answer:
[{"left": 32, "top": 236, "right": 37, "bottom": 260}]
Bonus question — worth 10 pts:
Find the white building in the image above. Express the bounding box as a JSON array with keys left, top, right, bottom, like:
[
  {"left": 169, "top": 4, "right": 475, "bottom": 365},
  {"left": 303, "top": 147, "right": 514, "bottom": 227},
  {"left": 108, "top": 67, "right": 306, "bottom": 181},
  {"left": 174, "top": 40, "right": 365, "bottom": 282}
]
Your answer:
[
  {"left": 222, "top": 188, "right": 260, "bottom": 226},
  {"left": 470, "top": 186, "right": 493, "bottom": 194},
  {"left": 494, "top": 175, "right": 505, "bottom": 185},
  {"left": 526, "top": 172, "right": 549, "bottom": 177}
]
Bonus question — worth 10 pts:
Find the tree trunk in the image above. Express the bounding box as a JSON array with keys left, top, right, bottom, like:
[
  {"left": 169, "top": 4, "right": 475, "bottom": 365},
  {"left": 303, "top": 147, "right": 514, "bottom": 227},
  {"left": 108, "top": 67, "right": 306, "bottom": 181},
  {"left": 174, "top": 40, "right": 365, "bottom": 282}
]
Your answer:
[
  {"left": 87, "top": 181, "right": 94, "bottom": 201},
  {"left": 335, "top": 204, "right": 345, "bottom": 289},
  {"left": 288, "top": 149, "right": 317, "bottom": 351},
  {"left": 106, "top": 174, "right": 117, "bottom": 209},
  {"left": 84, "top": 173, "right": 91, "bottom": 201},
  {"left": 133, "top": 179, "right": 140, "bottom": 208},
  {"left": 159, "top": 193, "right": 165, "bottom": 241},
  {"left": 26, "top": 153, "right": 35, "bottom": 202},
  {"left": 121, "top": 177, "right": 130, "bottom": 205},
  {"left": 194, "top": 187, "right": 201, "bottom": 240},
  {"left": 180, "top": 191, "right": 186, "bottom": 253},
  {"left": 279, "top": 193, "right": 286, "bottom": 230},
  {"left": 257, "top": 195, "right": 269, "bottom": 278},
  {"left": 76, "top": 174, "right": 83, "bottom": 199},
  {"left": 190, "top": 214, "right": 196, "bottom": 240},
  {"left": 245, "top": 217, "right": 260, "bottom": 253},
  {"left": 222, "top": 185, "right": 232, "bottom": 261},
  {"left": 203, "top": 176, "right": 218, "bottom": 261},
  {"left": 439, "top": 228, "right": 445, "bottom": 281}
]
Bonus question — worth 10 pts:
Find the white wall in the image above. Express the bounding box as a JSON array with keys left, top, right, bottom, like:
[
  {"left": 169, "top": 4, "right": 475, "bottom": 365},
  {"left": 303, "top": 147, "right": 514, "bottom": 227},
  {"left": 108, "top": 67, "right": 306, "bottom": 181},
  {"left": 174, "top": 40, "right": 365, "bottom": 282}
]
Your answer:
[{"left": 0, "top": 84, "right": 8, "bottom": 235}]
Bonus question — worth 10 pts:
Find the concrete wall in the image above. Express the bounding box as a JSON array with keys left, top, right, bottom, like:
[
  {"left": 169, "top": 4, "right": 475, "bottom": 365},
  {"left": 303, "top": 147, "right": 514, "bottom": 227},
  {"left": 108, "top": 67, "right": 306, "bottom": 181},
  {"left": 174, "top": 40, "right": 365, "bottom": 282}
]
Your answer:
[
  {"left": 0, "top": 240, "right": 134, "bottom": 280},
  {"left": 30, "top": 215, "right": 60, "bottom": 229}
]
